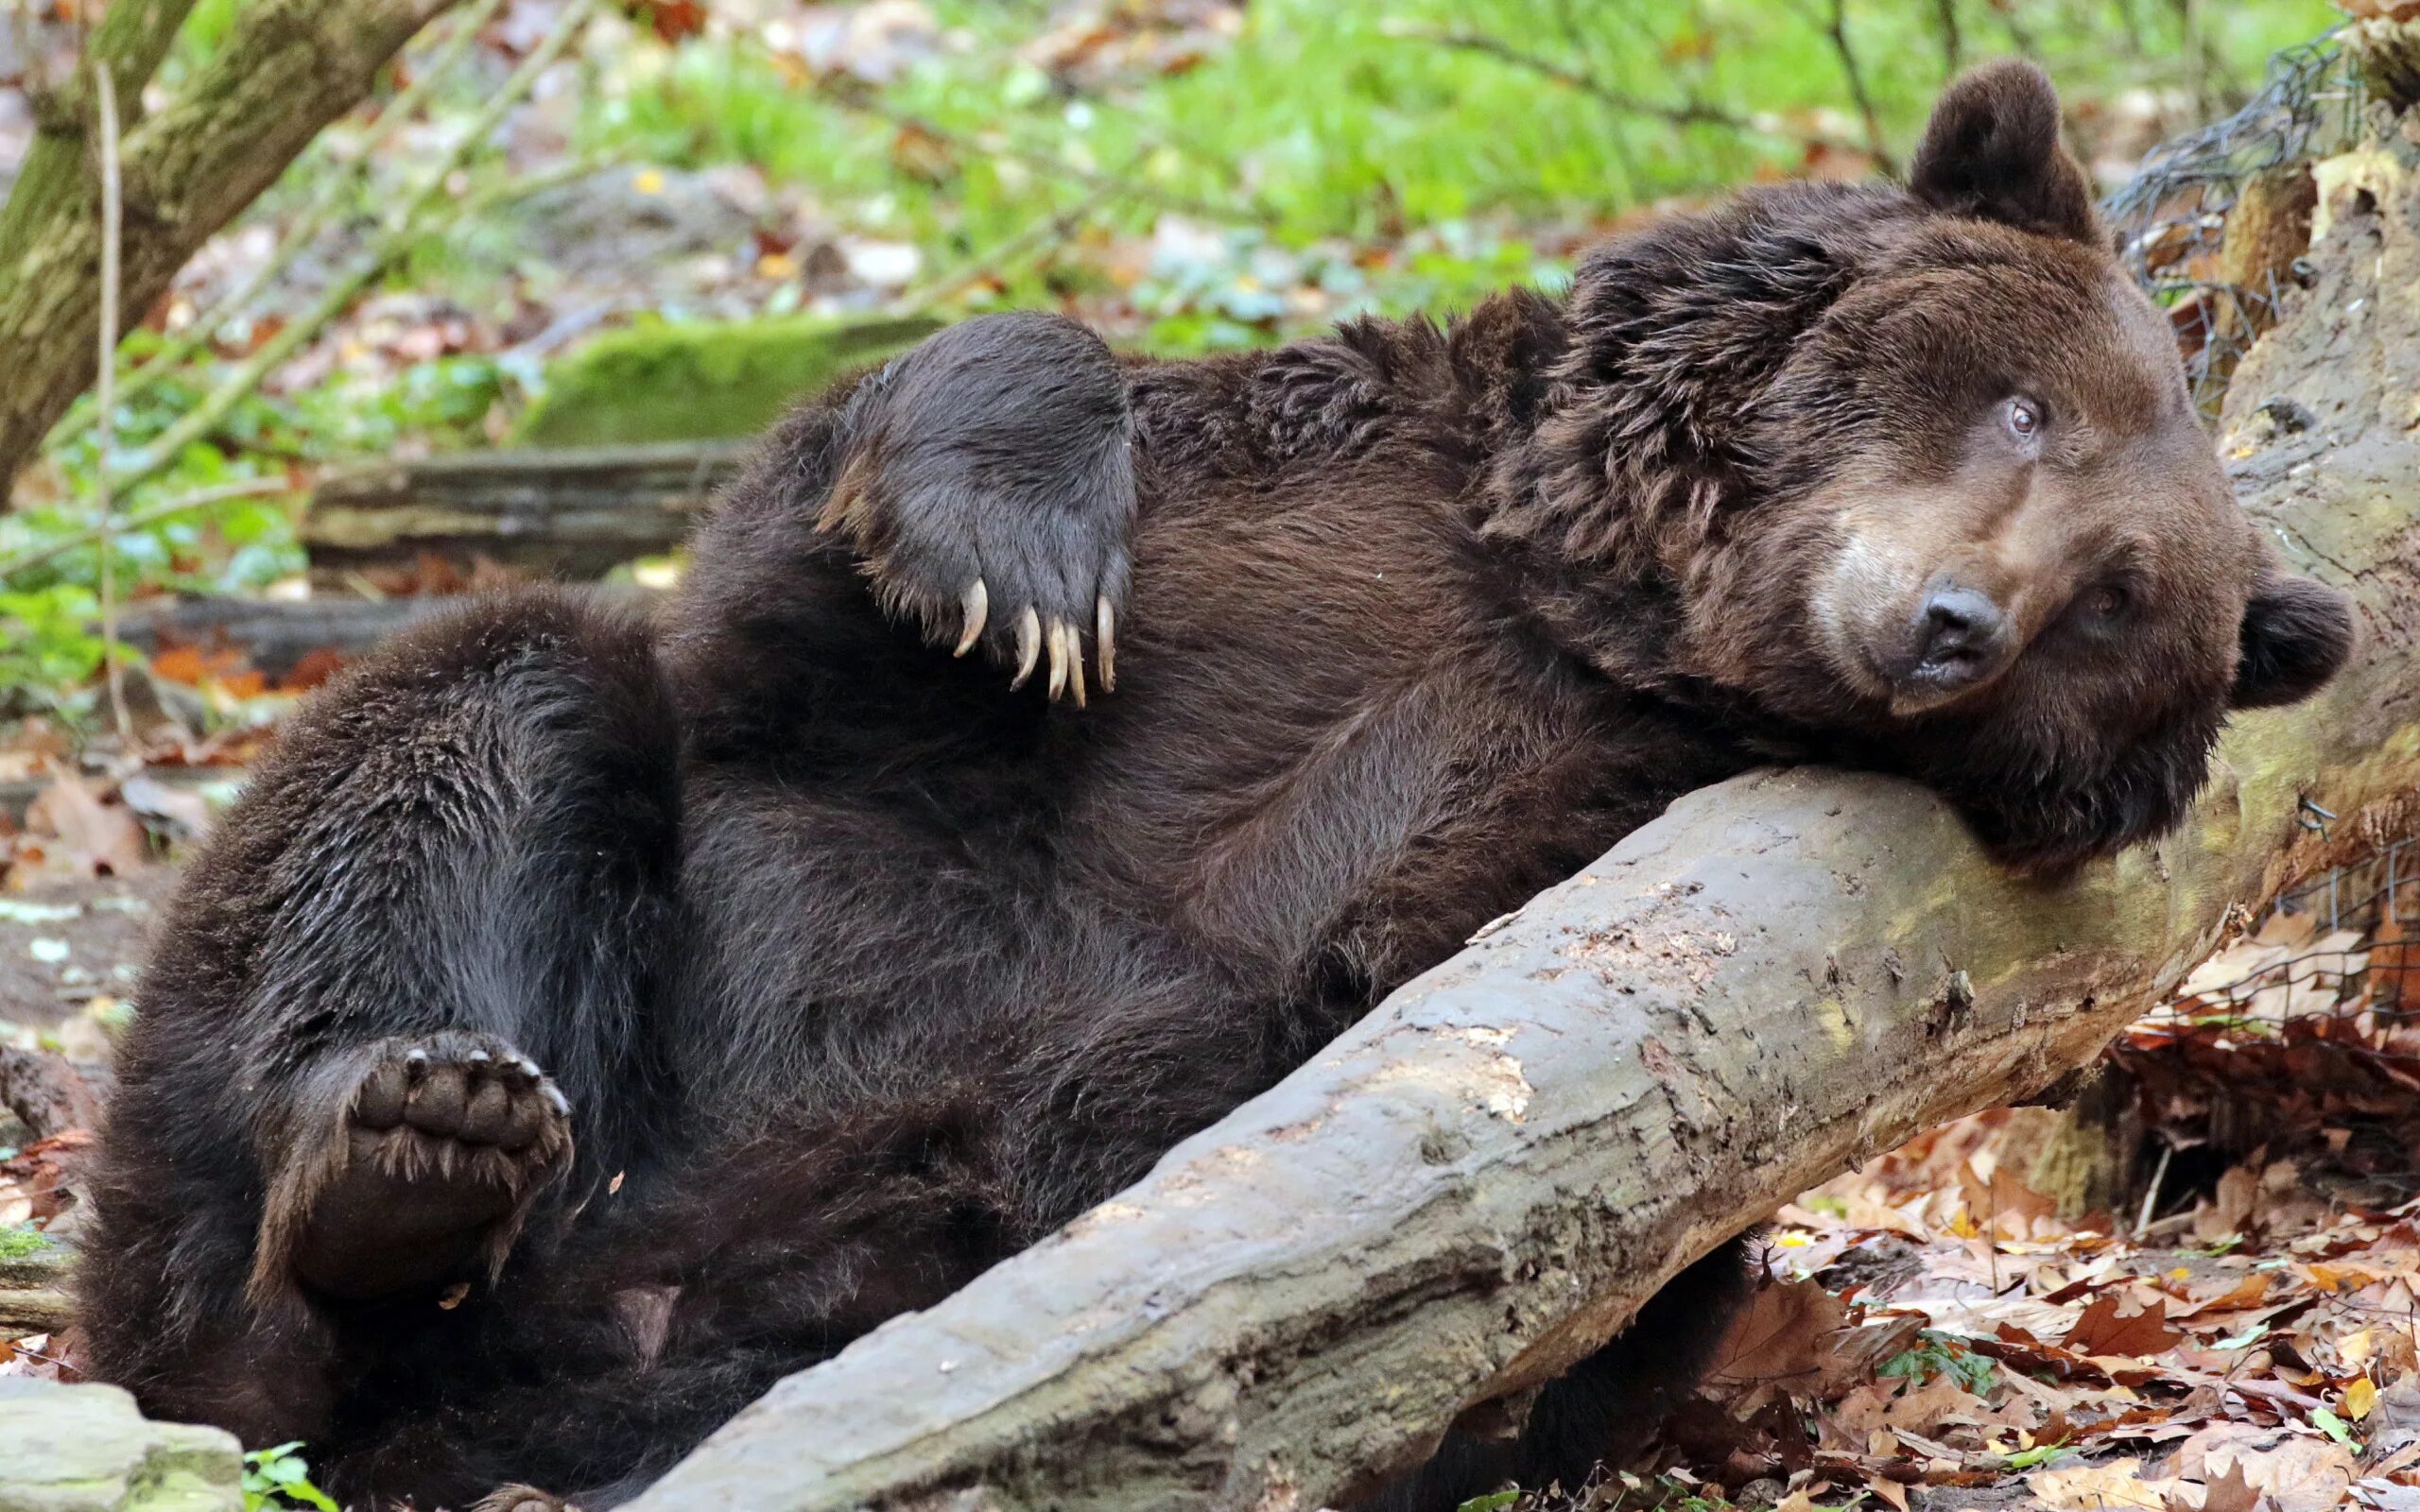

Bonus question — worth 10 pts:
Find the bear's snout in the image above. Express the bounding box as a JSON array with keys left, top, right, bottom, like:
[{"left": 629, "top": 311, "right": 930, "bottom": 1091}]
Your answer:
[{"left": 1893, "top": 583, "right": 2016, "bottom": 702}]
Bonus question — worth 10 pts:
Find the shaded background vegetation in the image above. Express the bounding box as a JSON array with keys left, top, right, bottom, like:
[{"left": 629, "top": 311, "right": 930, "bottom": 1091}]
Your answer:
[{"left": 0, "top": 0, "right": 2340, "bottom": 740}]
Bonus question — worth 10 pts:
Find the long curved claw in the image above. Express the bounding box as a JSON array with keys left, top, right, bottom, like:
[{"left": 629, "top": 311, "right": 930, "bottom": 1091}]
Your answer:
[
  {"left": 1046, "top": 621, "right": 1071, "bottom": 701},
  {"left": 1011, "top": 608, "right": 1043, "bottom": 690},
  {"left": 1095, "top": 594, "right": 1116, "bottom": 693},
  {"left": 954, "top": 578, "right": 988, "bottom": 657},
  {"left": 1066, "top": 632, "right": 1087, "bottom": 709}
]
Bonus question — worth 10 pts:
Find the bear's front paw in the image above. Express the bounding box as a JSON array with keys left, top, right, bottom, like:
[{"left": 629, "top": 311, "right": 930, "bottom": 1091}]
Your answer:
[
  {"left": 821, "top": 455, "right": 1131, "bottom": 707},
  {"left": 259, "top": 1032, "right": 573, "bottom": 1304},
  {"left": 815, "top": 312, "right": 1134, "bottom": 706}
]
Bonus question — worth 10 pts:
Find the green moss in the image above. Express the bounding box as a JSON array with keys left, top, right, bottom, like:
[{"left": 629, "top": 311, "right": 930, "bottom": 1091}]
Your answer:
[
  {"left": 0, "top": 1225, "right": 50, "bottom": 1260},
  {"left": 510, "top": 313, "right": 942, "bottom": 448}
]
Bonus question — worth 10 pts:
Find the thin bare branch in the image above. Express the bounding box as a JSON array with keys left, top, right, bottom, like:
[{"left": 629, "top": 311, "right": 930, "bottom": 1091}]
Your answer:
[
  {"left": 813, "top": 77, "right": 1275, "bottom": 228},
  {"left": 104, "top": 0, "right": 597, "bottom": 495},
  {"left": 93, "top": 65, "right": 130, "bottom": 744},
  {"left": 1387, "top": 22, "right": 1870, "bottom": 160},
  {"left": 898, "top": 161, "right": 1136, "bottom": 312},
  {"left": 0, "top": 476, "right": 293, "bottom": 583},
  {"left": 1931, "top": 0, "right": 1962, "bottom": 77},
  {"left": 1805, "top": 0, "right": 1897, "bottom": 177}
]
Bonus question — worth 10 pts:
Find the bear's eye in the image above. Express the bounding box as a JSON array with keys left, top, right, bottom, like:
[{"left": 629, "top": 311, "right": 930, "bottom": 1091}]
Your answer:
[
  {"left": 2084, "top": 582, "right": 2129, "bottom": 619},
  {"left": 2006, "top": 398, "right": 2043, "bottom": 441}
]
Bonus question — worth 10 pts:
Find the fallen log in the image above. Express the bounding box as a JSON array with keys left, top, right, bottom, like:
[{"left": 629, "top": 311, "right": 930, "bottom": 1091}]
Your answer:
[
  {"left": 115, "top": 592, "right": 458, "bottom": 678},
  {"left": 625, "top": 108, "right": 2420, "bottom": 1512},
  {"left": 0, "top": 1048, "right": 103, "bottom": 1143},
  {"left": 109, "top": 584, "right": 659, "bottom": 681},
  {"left": 302, "top": 441, "right": 745, "bottom": 586},
  {"left": 0, "top": 1234, "right": 74, "bottom": 1336}
]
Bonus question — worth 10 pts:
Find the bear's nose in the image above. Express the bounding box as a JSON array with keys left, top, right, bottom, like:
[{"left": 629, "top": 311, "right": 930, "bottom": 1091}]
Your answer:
[{"left": 1909, "top": 585, "right": 2013, "bottom": 690}]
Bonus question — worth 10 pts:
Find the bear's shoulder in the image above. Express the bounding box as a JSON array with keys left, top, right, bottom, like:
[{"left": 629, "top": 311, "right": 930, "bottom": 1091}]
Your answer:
[{"left": 1128, "top": 290, "right": 1568, "bottom": 482}]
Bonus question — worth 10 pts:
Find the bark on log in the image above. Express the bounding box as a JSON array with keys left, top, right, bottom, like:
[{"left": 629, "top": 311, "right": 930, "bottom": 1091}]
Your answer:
[
  {"left": 623, "top": 140, "right": 2420, "bottom": 1512},
  {"left": 0, "top": 1237, "right": 75, "bottom": 1337},
  {"left": 0, "top": 1048, "right": 103, "bottom": 1144},
  {"left": 118, "top": 592, "right": 468, "bottom": 678},
  {"left": 0, "top": 0, "right": 458, "bottom": 491},
  {"left": 302, "top": 442, "right": 745, "bottom": 585}
]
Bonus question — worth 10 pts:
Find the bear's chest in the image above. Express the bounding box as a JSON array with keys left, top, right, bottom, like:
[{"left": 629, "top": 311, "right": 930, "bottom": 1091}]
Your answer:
[{"left": 1071, "top": 661, "right": 1753, "bottom": 998}]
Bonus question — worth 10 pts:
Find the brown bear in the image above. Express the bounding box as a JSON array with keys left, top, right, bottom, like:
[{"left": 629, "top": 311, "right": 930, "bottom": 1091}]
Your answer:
[{"left": 78, "top": 60, "right": 2351, "bottom": 1511}]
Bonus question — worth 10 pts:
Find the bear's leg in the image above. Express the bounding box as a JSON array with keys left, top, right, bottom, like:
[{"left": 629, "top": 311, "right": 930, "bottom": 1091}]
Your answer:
[
  {"left": 1363, "top": 1237, "right": 1757, "bottom": 1510},
  {"left": 676, "top": 311, "right": 1135, "bottom": 730},
  {"left": 79, "top": 590, "right": 680, "bottom": 1444}
]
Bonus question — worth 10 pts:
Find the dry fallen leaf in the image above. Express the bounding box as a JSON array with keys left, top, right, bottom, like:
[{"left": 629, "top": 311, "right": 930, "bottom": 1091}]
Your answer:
[
  {"left": 1707, "top": 1278, "right": 1854, "bottom": 1400},
  {"left": 2193, "top": 1460, "right": 2260, "bottom": 1512},
  {"left": 2351, "top": 1377, "right": 2380, "bottom": 1421},
  {"left": 2030, "top": 1455, "right": 2180, "bottom": 1510},
  {"left": 2165, "top": 1423, "right": 2358, "bottom": 1512},
  {"left": 2066, "top": 1294, "right": 2185, "bottom": 1359},
  {"left": 22, "top": 770, "right": 146, "bottom": 879}
]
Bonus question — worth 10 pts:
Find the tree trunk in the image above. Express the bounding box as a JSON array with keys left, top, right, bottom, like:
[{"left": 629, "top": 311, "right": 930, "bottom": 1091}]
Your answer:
[
  {"left": 622, "top": 124, "right": 2420, "bottom": 1512},
  {"left": 0, "top": 0, "right": 198, "bottom": 274},
  {"left": 0, "top": 0, "right": 458, "bottom": 493}
]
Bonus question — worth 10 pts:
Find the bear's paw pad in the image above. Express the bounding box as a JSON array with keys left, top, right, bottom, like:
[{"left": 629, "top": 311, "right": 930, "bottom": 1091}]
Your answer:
[{"left": 288, "top": 1035, "right": 572, "bottom": 1301}]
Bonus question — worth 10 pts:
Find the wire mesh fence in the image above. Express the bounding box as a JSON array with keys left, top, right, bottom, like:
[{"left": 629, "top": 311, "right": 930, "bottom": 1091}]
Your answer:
[
  {"left": 2099, "top": 32, "right": 2385, "bottom": 1047},
  {"left": 2102, "top": 36, "right": 2366, "bottom": 420},
  {"left": 2130, "top": 833, "right": 2420, "bottom": 1068},
  {"left": 2114, "top": 832, "right": 2420, "bottom": 1205}
]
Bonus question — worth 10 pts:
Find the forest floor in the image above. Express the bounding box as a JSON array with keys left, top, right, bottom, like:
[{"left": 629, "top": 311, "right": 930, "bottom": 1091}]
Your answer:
[{"left": 10, "top": 859, "right": 2420, "bottom": 1512}]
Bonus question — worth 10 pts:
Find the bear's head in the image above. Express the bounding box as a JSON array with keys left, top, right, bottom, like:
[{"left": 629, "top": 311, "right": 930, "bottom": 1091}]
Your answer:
[{"left": 1533, "top": 59, "right": 2356, "bottom": 873}]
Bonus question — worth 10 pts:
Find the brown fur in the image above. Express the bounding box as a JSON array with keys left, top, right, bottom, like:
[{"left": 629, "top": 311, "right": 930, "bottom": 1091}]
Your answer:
[{"left": 78, "top": 60, "right": 2350, "bottom": 1510}]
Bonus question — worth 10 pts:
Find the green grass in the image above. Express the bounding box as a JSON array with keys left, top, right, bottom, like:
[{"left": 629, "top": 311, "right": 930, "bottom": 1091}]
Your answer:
[
  {"left": 0, "top": 1225, "right": 52, "bottom": 1261},
  {"left": 578, "top": 0, "right": 2341, "bottom": 285}
]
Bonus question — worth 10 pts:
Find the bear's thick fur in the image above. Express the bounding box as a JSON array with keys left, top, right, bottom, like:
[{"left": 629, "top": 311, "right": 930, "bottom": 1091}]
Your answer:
[{"left": 79, "top": 60, "right": 2353, "bottom": 1510}]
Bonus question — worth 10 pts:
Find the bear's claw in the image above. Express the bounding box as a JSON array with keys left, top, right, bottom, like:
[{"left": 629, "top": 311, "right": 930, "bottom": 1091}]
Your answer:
[
  {"left": 813, "top": 313, "right": 1133, "bottom": 704},
  {"left": 957, "top": 581, "right": 1108, "bottom": 704},
  {"left": 1010, "top": 606, "right": 1043, "bottom": 690},
  {"left": 953, "top": 578, "right": 990, "bottom": 656}
]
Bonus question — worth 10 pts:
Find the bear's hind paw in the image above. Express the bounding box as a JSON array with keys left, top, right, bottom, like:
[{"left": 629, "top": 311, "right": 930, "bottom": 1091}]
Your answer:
[{"left": 255, "top": 1032, "right": 573, "bottom": 1305}]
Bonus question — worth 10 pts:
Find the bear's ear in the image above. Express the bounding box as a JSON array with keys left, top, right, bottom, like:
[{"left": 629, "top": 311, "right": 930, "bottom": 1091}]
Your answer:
[
  {"left": 1909, "top": 59, "right": 2101, "bottom": 245},
  {"left": 2234, "top": 562, "right": 2355, "bottom": 710}
]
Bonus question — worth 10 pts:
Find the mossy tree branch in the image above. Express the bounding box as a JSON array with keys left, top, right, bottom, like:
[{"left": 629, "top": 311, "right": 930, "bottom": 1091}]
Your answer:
[
  {"left": 0, "top": 0, "right": 459, "bottom": 495},
  {"left": 0, "top": 0, "right": 197, "bottom": 272}
]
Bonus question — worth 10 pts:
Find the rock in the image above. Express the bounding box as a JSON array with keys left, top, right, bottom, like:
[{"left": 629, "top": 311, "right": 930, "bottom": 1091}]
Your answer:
[{"left": 0, "top": 1379, "right": 242, "bottom": 1512}]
